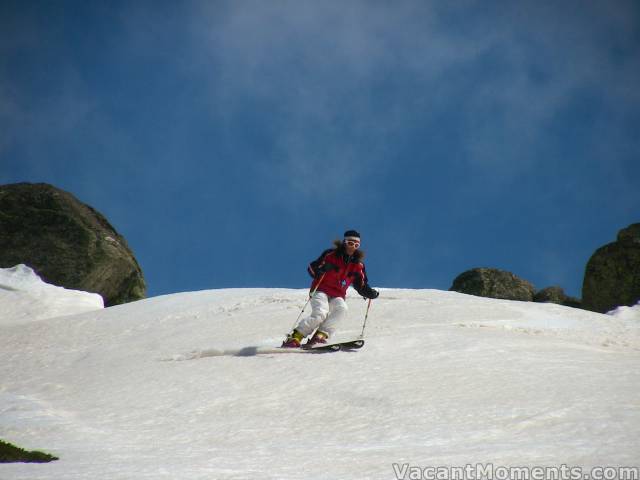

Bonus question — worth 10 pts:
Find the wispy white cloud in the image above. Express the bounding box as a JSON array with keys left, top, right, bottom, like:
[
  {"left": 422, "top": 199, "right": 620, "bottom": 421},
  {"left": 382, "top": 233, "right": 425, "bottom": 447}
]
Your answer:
[
  {"left": 183, "top": 0, "right": 639, "bottom": 197},
  {"left": 3, "top": 0, "right": 638, "bottom": 203}
]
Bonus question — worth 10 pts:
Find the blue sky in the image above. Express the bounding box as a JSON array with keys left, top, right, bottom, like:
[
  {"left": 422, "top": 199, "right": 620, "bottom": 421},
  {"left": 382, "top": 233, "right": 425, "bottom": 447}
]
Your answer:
[{"left": 1, "top": 0, "right": 639, "bottom": 299}]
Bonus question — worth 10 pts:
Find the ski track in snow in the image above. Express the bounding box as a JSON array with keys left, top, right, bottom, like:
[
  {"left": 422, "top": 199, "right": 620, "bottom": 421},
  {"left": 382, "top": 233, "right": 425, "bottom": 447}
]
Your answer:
[{"left": 1, "top": 269, "right": 640, "bottom": 479}]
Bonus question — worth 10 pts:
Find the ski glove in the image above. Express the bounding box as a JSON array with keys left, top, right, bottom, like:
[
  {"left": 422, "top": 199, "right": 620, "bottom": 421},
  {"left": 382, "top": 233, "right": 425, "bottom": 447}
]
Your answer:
[{"left": 361, "top": 285, "right": 379, "bottom": 299}]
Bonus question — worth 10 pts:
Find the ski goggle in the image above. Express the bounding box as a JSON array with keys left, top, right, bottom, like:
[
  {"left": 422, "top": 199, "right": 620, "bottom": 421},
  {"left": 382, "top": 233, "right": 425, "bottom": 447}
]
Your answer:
[{"left": 344, "top": 238, "right": 360, "bottom": 248}]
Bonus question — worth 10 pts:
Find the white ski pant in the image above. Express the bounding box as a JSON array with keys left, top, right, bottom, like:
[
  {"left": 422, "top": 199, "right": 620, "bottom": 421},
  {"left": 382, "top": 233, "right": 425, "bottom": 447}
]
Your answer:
[{"left": 296, "top": 292, "right": 348, "bottom": 338}]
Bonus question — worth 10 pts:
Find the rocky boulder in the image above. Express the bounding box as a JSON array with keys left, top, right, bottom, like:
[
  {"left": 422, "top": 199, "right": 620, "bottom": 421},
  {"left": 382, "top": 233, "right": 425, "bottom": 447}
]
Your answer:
[
  {"left": 582, "top": 223, "right": 640, "bottom": 313},
  {"left": 0, "top": 183, "right": 145, "bottom": 306},
  {"left": 450, "top": 268, "right": 535, "bottom": 301},
  {"left": 617, "top": 223, "right": 640, "bottom": 245},
  {"left": 533, "top": 286, "right": 581, "bottom": 308}
]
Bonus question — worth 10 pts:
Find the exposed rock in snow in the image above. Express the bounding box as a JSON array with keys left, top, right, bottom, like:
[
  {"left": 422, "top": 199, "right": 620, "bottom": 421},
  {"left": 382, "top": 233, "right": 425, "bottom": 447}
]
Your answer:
[
  {"left": 582, "top": 222, "right": 640, "bottom": 313},
  {"left": 0, "top": 182, "right": 146, "bottom": 306}
]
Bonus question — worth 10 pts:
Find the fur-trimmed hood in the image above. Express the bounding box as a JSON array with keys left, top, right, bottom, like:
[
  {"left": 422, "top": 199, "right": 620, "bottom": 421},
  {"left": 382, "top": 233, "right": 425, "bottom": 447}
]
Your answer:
[{"left": 332, "top": 239, "right": 365, "bottom": 262}]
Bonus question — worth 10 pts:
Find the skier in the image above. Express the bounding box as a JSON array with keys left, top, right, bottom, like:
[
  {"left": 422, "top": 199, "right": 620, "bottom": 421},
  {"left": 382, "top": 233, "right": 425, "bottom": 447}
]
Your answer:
[{"left": 282, "top": 230, "right": 379, "bottom": 348}]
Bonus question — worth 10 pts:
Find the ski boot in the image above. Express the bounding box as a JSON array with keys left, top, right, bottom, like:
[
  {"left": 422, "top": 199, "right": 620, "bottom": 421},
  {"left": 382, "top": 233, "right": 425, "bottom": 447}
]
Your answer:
[
  {"left": 304, "top": 330, "right": 328, "bottom": 348},
  {"left": 281, "top": 329, "right": 304, "bottom": 348}
]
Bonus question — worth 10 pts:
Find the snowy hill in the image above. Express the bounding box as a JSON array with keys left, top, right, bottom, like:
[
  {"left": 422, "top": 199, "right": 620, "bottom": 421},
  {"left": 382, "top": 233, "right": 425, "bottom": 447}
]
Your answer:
[
  {"left": 0, "top": 264, "right": 103, "bottom": 326},
  {"left": 1, "top": 267, "right": 639, "bottom": 480}
]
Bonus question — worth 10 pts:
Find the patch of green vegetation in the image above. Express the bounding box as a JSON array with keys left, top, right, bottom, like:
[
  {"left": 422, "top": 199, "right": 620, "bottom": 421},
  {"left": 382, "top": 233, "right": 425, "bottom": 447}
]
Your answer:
[{"left": 0, "top": 439, "right": 59, "bottom": 463}]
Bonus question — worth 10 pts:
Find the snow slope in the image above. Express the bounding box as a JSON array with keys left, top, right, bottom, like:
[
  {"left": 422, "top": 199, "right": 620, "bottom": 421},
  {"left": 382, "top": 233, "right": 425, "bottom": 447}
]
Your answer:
[
  {"left": 1, "top": 273, "right": 639, "bottom": 479},
  {"left": 0, "top": 264, "right": 103, "bottom": 326}
]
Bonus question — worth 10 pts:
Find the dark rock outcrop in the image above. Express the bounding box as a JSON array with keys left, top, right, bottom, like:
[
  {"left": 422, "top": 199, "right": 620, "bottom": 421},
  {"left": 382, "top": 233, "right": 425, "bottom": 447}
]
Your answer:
[
  {"left": 0, "top": 183, "right": 145, "bottom": 306},
  {"left": 533, "top": 286, "right": 581, "bottom": 308},
  {"left": 582, "top": 223, "right": 640, "bottom": 313},
  {"left": 0, "top": 439, "right": 58, "bottom": 463},
  {"left": 450, "top": 268, "right": 535, "bottom": 301},
  {"left": 617, "top": 223, "right": 640, "bottom": 245}
]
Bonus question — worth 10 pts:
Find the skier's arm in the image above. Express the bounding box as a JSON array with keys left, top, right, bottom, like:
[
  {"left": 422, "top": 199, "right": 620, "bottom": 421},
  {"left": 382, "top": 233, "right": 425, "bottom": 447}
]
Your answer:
[
  {"left": 352, "top": 266, "right": 379, "bottom": 299},
  {"left": 307, "top": 249, "right": 337, "bottom": 278}
]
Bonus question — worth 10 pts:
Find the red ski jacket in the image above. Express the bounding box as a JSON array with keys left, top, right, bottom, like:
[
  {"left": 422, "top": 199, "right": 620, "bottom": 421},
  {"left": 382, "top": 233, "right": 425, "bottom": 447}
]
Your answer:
[{"left": 307, "top": 242, "right": 370, "bottom": 299}]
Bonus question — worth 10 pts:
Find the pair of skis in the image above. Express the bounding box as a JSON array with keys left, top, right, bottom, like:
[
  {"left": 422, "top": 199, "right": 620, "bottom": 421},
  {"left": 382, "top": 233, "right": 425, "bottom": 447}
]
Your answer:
[
  {"left": 296, "top": 339, "right": 365, "bottom": 353},
  {"left": 166, "top": 339, "right": 365, "bottom": 360}
]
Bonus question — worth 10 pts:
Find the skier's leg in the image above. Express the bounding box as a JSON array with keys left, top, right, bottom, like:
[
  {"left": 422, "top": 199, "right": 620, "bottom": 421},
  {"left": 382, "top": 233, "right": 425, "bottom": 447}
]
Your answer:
[
  {"left": 316, "top": 296, "right": 348, "bottom": 339},
  {"left": 295, "top": 292, "right": 330, "bottom": 337}
]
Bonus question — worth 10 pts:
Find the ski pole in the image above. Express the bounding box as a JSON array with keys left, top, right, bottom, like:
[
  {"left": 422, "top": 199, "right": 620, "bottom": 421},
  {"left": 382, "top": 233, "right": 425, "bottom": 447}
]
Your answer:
[
  {"left": 290, "top": 273, "right": 326, "bottom": 332},
  {"left": 359, "top": 298, "right": 372, "bottom": 339}
]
